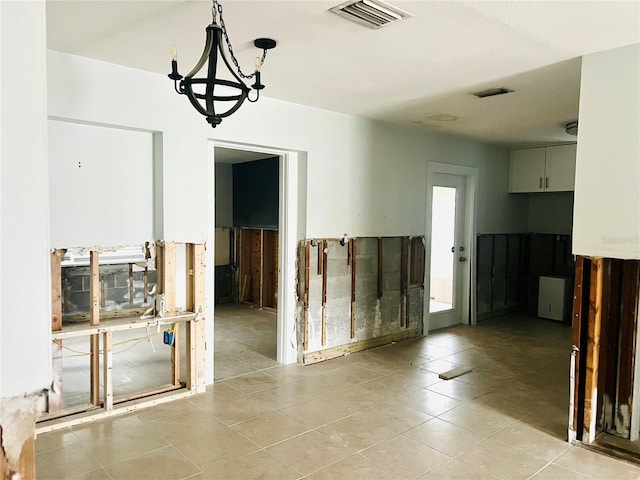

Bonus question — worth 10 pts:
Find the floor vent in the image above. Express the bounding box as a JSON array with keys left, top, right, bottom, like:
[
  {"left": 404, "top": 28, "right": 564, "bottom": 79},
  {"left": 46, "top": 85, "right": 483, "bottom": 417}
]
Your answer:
[{"left": 330, "top": 0, "right": 413, "bottom": 29}]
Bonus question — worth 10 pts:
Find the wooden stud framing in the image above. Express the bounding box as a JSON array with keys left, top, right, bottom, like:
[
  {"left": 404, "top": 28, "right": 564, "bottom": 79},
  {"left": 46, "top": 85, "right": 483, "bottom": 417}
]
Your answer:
[
  {"left": 377, "top": 238, "right": 383, "bottom": 300},
  {"left": 570, "top": 255, "right": 587, "bottom": 441},
  {"left": 304, "top": 241, "right": 310, "bottom": 350},
  {"left": 155, "top": 243, "right": 164, "bottom": 296},
  {"left": 89, "top": 251, "right": 100, "bottom": 406},
  {"left": 128, "top": 263, "right": 134, "bottom": 305},
  {"left": 304, "top": 328, "right": 420, "bottom": 364},
  {"left": 50, "top": 249, "right": 65, "bottom": 412},
  {"left": 143, "top": 266, "right": 149, "bottom": 303},
  {"left": 249, "top": 230, "right": 263, "bottom": 307},
  {"left": 599, "top": 259, "right": 622, "bottom": 434},
  {"left": 584, "top": 258, "right": 604, "bottom": 444},
  {"left": 187, "top": 243, "right": 206, "bottom": 393},
  {"left": 400, "top": 237, "right": 409, "bottom": 327},
  {"left": 321, "top": 240, "right": 328, "bottom": 346},
  {"left": 161, "top": 242, "right": 180, "bottom": 386},
  {"left": 162, "top": 242, "right": 177, "bottom": 316},
  {"left": 0, "top": 435, "right": 35, "bottom": 480},
  {"left": 350, "top": 239, "right": 357, "bottom": 339},
  {"left": 103, "top": 332, "right": 113, "bottom": 410},
  {"left": 90, "top": 251, "right": 100, "bottom": 326},
  {"left": 51, "top": 249, "right": 65, "bottom": 331},
  {"left": 41, "top": 241, "right": 209, "bottom": 431},
  {"left": 613, "top": 261, "right": 640, "bottom": 435},
  {"left": 316, "top": 240, "right": 323, "bottom": 276}
]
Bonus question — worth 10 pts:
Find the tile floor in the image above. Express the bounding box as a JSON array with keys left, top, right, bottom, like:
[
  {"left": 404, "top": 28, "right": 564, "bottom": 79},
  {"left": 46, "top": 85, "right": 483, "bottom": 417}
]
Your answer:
[{"left": 36, "top": 306, "right": 640, "bottom": 479}]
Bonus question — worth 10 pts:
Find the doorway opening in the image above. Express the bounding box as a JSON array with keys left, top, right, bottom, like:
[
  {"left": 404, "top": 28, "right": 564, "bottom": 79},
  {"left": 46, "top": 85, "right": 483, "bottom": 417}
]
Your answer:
[
  {"left": 424, "top": 163, "right": 478, "bottom": 334},
  {"left": 211, "top": 142, "right": 301, "bottom": 379},
  {"left": 214, "top": 148, "right": 279, "bottom": 378}
]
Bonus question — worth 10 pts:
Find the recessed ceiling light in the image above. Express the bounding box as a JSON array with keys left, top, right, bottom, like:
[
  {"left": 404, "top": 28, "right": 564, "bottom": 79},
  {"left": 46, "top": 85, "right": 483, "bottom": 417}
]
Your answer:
[{"left": 425, "top": 113, "right": 458, "bottom": 122}]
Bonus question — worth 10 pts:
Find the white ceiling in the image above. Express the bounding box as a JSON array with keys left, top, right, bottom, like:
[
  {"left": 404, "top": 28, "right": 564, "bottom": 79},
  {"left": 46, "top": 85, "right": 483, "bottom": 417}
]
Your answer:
[{"left": 46, "top": 0, "right": 640, "bottom": 148}]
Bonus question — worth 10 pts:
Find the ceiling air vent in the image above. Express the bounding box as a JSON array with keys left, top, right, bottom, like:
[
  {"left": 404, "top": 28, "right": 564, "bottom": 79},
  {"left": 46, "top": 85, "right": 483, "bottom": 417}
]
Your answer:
[
  {"left": 330, "top": 0, "right": 413, "bottom": 29},
  {"left": 473, "top": 87, "right": 513, "bottom": 98}
]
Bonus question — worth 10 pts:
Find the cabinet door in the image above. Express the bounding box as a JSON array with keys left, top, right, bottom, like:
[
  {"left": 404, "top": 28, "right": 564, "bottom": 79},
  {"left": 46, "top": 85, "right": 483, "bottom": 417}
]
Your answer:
[
  {"left": 545, "top": 144, "right": 576, "bottom": 192},
  {"left": 509, "top": 148, "right": 546, "bottom": 193}
]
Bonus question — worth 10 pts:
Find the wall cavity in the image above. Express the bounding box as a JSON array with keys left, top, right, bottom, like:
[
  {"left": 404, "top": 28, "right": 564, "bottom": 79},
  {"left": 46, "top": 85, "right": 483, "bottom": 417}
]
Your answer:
[{"left": 298, "top": 236, "right": 424, "bottom": 363}]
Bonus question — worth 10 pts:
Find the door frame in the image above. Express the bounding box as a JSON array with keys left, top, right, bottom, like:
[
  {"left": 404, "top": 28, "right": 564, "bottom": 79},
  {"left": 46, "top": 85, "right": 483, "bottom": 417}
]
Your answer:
[
  {"left": 424, "top": 162, "right": 478, "bottom": 334},
  {"left": 209, "top": 140, "right": 301, "bottom": 366}
]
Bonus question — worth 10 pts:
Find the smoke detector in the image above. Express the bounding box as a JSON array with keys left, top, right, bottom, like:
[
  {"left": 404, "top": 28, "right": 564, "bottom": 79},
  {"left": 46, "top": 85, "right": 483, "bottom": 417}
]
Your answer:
[
  {"left": 565, "top": 121, "right": 578, "bottom": 136},
  {"left": 330, "top": 0, "right": 413, "bottom": 29}
]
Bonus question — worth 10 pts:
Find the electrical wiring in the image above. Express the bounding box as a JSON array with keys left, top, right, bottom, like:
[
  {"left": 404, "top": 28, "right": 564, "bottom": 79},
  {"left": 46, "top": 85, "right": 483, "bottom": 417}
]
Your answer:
[{"left": 54, "top": 331, "right": 163, "bottom": 358}]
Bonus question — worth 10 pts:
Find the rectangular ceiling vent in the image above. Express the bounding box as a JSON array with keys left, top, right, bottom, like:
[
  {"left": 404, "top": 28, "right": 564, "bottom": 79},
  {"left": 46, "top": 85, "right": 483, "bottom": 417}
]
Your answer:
[
  {"left": 473, "top": 87, "right": 514, "bottom": 98},
  {"left": 330, "top": 0, "right": 413, "bottom": 29}
]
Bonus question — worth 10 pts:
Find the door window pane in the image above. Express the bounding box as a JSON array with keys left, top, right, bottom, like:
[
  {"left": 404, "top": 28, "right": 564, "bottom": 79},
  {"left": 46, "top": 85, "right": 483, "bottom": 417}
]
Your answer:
[{"left": 429, "top": 186, "right": 456, "bottom": 313}]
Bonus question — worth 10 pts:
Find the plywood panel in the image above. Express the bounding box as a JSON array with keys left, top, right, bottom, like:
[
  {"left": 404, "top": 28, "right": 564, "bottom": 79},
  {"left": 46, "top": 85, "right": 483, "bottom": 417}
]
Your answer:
[
  {"left": 250, "top": 229, "right": 263, "bottom": 307},
  {"left": 263, "top": 230, "right": 278, "bottom": 309}
]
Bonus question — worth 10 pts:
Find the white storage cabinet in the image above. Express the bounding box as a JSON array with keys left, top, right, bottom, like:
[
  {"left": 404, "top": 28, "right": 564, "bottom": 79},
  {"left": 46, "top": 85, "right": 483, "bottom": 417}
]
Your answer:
[
  {"left": 509, "top": 144, "right": 576, "bottom": 193},
  {"left": 537, "top": 276, "right": 573, "bottom": 321}
]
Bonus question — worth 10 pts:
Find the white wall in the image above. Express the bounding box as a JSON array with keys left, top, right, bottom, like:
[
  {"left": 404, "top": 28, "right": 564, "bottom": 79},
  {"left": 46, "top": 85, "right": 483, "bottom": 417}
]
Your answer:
[
  {"left": 48, "top": 51, "right": 526, "bottom": 240},
  {"left": 528, "top": 192, "right": 574, "bottom": 234},
  {"left": 573, "top": 44, "right": 640, "bottom": 259},
  {"left": 0, "top": 1, "right": 52, "bottom": 398},
  {"left": 48, "top": 120, "right": 155, "bottom": 248},
  {"left": 214, "top": 162, "right": 233, "bottom": 228},
  {"left": 45, "top": 49, "right": 528, "bottom": 379}
]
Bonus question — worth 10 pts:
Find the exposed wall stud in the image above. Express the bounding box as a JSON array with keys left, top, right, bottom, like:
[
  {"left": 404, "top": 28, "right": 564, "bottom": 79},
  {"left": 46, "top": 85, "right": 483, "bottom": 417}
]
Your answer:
[
  {"left": 103, "top": 331, "right": 113, "bottom": 410},
  {"left": 162, "top": 242, "right": 180, "bottom": 386},
  {"left": 377, "top": 238, "right": 383, "bottom": 299},
  {"left": 350, "top": 239, "right": 357, "bottom": 339},
  {"left": 143, "top": 266, "right": 149, "bottom": 303},
  {"left": 50, "top": 249, "right": 66, "bottom": 331},
  {"left": 186, "top": 243, "right": 206, "bottom": 393},
  {"left": 584, "top": 258, "right": 604, "bottom": 443},
  {"left": 89, "top": 250, "right": 100, "bottom": 405},
  {"left": 570, "top": 255, "right": 586, "bottom": 442},
  {"left": 401, "top": 237, "right": 409, "bottom": 327},
  {"left": 321, "top": 240, "right": 328, "bottom": 346},
  {"left": 128, "top": 263, "right": 134, "bottom": 305},
  {"left": 317, "top": 239, "right": 323, "bottom": 276},
  {"left": 304, "top": 240, "right": 310, "bottom": 350}
]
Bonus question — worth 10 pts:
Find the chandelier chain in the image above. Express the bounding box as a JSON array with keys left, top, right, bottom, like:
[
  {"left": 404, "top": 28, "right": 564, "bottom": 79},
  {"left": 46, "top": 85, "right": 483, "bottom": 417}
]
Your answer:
[{"left": 215, "top": 1, "right": 268, "bottom": 80}]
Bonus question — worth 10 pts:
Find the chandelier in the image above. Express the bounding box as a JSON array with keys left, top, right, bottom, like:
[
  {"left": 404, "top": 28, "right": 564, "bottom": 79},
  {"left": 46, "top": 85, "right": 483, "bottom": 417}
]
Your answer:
[{"left": 168, "top": 0, "right": 276, "bottom": 127}]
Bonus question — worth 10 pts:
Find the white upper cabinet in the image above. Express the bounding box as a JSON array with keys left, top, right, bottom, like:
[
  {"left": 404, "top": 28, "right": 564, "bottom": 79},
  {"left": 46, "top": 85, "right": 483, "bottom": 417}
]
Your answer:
[
  {"left": 545, "top": 144, "right": 577, "bottom": 192},
  {"left": 509, "top": 147, "right": 546, "bottom": 192},
  {"left": 509, "top": 144, "right": 576, "bottom": 193}
]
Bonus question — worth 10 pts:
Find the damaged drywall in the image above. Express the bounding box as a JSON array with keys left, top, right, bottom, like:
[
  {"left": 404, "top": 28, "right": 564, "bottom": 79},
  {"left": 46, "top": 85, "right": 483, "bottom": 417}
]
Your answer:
[
  {"left": 298, "top": 236, "right": 423, "bottom": 362},
  {"left": 0, "top": 392, "right": 46, "bottom": 474}
]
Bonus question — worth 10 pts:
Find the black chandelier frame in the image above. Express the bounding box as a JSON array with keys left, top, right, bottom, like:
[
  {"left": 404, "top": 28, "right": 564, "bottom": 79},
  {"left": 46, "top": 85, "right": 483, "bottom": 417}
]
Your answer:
[{"left": 168, "top": 0, "right": 276, "bottom": 127}]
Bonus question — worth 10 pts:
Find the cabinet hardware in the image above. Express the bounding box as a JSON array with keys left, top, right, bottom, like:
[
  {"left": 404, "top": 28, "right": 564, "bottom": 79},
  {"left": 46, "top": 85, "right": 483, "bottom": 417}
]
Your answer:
[
  {"left": 539, "top": 177, "right": 542, "bottom": 189},
  {"left": 546, "top": 177, "right": 549, "bottom": 188}
]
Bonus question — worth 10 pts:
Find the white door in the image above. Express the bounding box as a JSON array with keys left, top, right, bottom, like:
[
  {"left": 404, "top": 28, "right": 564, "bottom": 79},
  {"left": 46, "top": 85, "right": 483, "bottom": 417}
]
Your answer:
[{"left": 428, "top": 173, "right": 467, "bottom": 330}]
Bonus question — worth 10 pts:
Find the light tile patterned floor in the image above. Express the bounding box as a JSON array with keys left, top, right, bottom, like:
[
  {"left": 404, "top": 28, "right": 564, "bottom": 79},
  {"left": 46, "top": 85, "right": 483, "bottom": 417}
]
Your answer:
[{"left": 36, "top": 305, "right": 640, "bottom": 479}]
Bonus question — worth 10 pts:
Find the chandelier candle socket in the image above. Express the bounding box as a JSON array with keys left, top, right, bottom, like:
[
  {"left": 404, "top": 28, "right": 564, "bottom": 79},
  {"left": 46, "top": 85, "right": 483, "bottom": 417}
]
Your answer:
[{"left": 168, "top": 0, "right": 276, "bottom": 127}]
